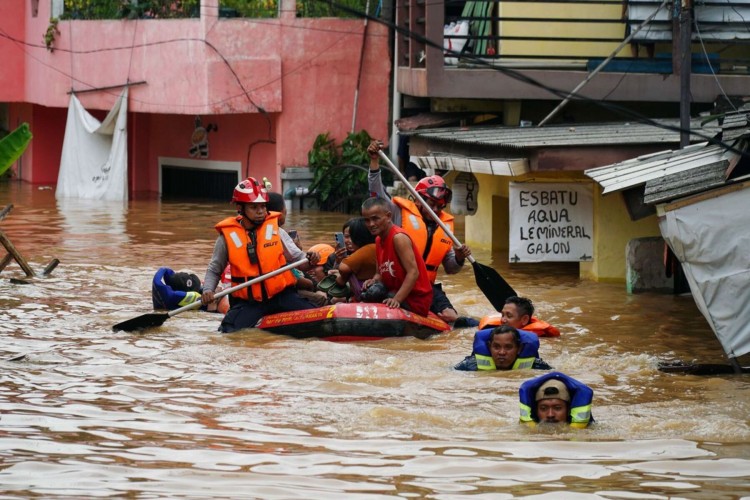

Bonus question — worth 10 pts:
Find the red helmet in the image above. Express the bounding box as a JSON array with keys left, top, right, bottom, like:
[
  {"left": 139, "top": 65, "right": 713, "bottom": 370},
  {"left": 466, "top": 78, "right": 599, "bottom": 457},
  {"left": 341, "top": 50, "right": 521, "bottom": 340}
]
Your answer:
[
  {"left": 415, "top": 175, "right": 452, "bottom": 207},
  {"left": 232, "top": 177, "right": 269, "bottom": 204}
]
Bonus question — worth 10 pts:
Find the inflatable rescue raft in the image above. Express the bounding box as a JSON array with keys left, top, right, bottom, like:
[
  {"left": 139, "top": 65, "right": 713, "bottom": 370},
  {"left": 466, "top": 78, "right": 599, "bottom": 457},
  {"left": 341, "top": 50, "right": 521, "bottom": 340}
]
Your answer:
[{"left": 255, "top": 302, "right": 451, "bottom": 341}]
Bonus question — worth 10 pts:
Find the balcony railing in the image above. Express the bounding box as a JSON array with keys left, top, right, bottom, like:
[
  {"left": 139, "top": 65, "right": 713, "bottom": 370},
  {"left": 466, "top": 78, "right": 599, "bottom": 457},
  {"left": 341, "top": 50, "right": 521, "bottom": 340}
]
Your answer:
[
  {"left": 57, "top": 0, "right": 370, "bottom": 19},
  {"left": 402, "top": 0, "right": 750, "bottom": 75}
]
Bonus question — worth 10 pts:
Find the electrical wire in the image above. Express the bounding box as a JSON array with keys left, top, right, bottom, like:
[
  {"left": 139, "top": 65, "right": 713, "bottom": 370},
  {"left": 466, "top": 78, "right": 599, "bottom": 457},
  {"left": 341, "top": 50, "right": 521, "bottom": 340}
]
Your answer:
[
  {"left": 325, "top": 0, "right": 749, "bottom": 155},
  {"left": 1, "top": 3, "right": 748, "bottom": 155},
  {"left": 694, "top": 14, "right": 739, "bottom": 112}
]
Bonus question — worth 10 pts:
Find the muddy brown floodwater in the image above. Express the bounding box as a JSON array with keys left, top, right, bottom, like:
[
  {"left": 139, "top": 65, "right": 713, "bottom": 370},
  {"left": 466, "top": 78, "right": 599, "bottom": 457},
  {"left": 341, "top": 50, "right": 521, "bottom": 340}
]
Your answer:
[{"left": 1, "top": 181, "right": 749, "bottom": 498}]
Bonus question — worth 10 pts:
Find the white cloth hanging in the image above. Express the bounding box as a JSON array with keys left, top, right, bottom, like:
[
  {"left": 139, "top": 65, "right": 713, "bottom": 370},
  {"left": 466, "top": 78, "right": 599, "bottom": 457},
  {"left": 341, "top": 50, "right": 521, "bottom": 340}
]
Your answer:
[{"left": 56, "top": 88, "right": 128, "bottom": 201}]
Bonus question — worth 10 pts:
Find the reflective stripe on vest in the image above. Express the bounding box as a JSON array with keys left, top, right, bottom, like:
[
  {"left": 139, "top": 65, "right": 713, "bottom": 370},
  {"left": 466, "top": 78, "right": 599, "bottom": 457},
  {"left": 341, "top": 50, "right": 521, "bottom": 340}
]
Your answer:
[
  {"left": 476, "top": 354, "right": 495, "bottom": 370},
  {"left": 177, "top": 291, "right": 201, "bottom": 307},
  {"left": 570, "top": 404, "right": 592, "bottom": 426},
  {"left": 392, "top": 197, "right": 454, "bottom": 283},
  {"left": 475, "top": 354, "right": 535, "bottom": 371},
  {"left": 215, "top": 214, "right": 296, "bottom": 301},
  {"left": 519, "top": 402, "right": 533, "bottom": 424}
]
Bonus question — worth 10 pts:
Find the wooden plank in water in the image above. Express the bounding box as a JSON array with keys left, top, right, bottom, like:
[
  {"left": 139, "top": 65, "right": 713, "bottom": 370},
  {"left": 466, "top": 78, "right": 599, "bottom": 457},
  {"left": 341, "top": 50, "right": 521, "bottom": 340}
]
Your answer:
[{"left": 0, "top": 229, "right": 35, "bottom": 277}]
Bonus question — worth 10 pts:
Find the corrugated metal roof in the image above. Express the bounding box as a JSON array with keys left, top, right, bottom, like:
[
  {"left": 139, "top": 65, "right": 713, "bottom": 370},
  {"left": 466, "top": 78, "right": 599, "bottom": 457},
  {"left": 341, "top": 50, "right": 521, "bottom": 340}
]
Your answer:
[
  {"left": 643, "top": 159, "right": 730, "bottom": 204},
  {"left": 414, "top": 155, "right": 529, "bottom": 176},
  {"left": 584, "top": 142, "right": 738, "bottom": 194},
  {"left": 411, "top": 119, "right": 721, "bottom": 149}
]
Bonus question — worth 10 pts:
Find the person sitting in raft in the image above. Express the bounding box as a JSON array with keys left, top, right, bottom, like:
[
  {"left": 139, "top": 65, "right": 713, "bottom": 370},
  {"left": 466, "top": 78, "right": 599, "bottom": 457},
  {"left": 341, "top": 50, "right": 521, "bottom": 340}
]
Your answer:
[
  {"left": 454, "top": 325, "right": 552, "bottom": 371},
  {"left": 264, "top": 191, "right": 328, "bottom": 307},
  {"left": 519, "top": 372, "right": 594, "bottom": 428},
  {"left": 366, "top": 140, "right": 471, "bottom": 323},
  {"left": 200, "top": 177, "right": 320, "bottom": 333},
  {"left": 306, "top": 243, "right": 336, "bottom": 287},
  {"left": 328, "top": 217, "right": 376, "bottom": 302},
  {"left": 323, "top": 219, "right": 354, "bottom": 275},
  {"left": 360, "top": 196, "right": 433, "bottom": 316},
  {"left": 479, "top": 296, "right": 561, "bottom": 337}
]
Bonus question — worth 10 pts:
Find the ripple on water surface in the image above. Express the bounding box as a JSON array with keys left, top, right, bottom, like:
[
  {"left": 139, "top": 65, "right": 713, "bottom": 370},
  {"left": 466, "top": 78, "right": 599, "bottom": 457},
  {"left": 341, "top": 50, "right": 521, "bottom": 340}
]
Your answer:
[{"left": 1, "top": 183, "right": 749, "bottom": 497}]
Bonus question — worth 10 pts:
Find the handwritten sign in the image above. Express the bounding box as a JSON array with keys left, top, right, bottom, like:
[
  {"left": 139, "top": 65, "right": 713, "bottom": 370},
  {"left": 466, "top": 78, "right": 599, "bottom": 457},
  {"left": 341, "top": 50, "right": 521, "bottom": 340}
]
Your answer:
[{"left": 509, "top": 182, "right": 593, "bottom": 262}]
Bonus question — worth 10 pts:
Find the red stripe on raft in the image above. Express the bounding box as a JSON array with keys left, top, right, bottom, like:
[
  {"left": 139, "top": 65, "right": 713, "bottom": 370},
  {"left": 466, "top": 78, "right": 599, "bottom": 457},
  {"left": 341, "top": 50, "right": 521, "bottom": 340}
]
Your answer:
[{"left": 255, "top": 302, "right": 451, "bottom": 340}]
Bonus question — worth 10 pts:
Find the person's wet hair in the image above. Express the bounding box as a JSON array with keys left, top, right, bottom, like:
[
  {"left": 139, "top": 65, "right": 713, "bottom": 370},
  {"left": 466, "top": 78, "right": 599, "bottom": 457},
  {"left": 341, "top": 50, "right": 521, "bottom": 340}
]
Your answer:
[
  {"left": 490, "top": 325, "right": 521, "bottom": 346},
  {"left": 266, "top": 192, "right": 285, "bottom": 213},
  {"left": 505, "top": 296, "right": 534, "bottom": 318},
  {"left": 348, "top": 217, "right": 375, "bottom": 248}
]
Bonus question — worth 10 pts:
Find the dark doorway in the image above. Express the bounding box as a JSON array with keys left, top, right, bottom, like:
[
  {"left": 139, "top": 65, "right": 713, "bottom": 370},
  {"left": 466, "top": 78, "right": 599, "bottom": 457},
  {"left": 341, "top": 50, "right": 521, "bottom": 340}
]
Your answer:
[{"left": 161, "top": 166, "right": 238, "bottom": 201}]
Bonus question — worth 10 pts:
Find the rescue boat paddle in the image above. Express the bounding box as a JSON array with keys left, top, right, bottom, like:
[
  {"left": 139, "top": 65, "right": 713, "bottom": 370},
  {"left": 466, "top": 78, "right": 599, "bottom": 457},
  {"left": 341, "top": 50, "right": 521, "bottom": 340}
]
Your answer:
[
  {"left": 377, "top": 150, "right": 517, "bottom": 312},
  {"left": 112, "top": 259, "right": 308, "bottom": 333}
]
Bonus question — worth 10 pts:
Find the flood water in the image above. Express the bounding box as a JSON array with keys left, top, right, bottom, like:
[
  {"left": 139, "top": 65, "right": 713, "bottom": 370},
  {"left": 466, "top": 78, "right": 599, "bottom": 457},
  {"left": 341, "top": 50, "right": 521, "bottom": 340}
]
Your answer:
[{"left": 1, "top": 180, "right": 749, "bottom": 498}]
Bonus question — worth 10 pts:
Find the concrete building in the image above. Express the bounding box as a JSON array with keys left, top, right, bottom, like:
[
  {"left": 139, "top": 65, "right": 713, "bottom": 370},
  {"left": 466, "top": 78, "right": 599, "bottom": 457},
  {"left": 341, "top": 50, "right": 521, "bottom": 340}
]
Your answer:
[
  {"left": 394, "top": 0, "right": 750, "bottom": 282},
  {"left": 0, "top": 0, "right": 390, "bottom": 197}
]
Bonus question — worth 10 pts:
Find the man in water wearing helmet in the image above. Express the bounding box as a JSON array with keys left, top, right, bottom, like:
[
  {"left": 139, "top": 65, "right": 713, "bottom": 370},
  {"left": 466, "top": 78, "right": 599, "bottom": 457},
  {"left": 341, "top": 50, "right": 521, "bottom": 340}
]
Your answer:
[
  {"left": 201, "top": 177, "right": 320, "bottom": 333},
  {"left": 366, "top": 140, "right": 471, "bottom": 323}
]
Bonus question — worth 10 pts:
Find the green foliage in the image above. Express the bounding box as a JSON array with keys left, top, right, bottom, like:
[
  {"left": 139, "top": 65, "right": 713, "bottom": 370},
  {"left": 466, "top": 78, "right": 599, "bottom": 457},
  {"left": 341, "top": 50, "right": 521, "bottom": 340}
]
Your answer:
[
  {"left": 220, "top": 0, "right": 278, "bottom": 18},
  {"left": 297, "top": 0, "right": 369, "bottom": 18},
  {"left": 0, "top": 123, "right": 33, "bottom": 177},
  {"left": 60, "top": 0, "right": 199, "bottom": 20},
  {"left": 43, "top": 18, "right": 60, "bottom": 52},
  {"left": 308, "top": 130, "right": 385, "bottom": 213},
  {"left": 57, "top": 0, "right": 370, "bottom": 19}
]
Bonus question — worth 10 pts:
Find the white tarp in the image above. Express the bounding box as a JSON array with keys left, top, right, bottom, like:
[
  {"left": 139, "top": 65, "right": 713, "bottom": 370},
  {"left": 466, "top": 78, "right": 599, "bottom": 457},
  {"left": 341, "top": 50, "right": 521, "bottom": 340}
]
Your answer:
[
  {"left": 56, "top": 88, "right": 128, "bottom": 201},
  {"left": 509, "top": 182, "right": 594, "bottom": 262},
  {"left": 659, "top": 185, "right": 750, "bottom": 358}
]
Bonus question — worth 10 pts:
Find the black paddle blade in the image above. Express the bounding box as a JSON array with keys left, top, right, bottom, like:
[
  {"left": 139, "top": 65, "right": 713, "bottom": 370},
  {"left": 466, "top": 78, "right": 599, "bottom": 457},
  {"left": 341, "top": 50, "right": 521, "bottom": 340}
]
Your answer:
[
  {"left": 472, "top": 261, "right": 517, "bottom": 312},
  {"left": 113, "top": 312, "right": 170, "bottom": 332}
]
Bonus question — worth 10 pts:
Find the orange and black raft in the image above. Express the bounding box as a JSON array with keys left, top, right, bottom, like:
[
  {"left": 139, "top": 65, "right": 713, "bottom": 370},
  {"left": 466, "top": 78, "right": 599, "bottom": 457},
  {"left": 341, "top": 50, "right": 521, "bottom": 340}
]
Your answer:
[{"left": 254, "top": 302, "right": 451, "bottom": 341}]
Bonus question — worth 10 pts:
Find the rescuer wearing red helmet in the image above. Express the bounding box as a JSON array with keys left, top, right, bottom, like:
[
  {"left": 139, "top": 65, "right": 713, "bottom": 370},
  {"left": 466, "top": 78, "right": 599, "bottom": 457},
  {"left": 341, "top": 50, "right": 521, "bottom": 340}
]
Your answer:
[
  {"left": 201, "top": 176, "right": 320, "bottom": 333},
  {"left": 366, "top": 140, "right": 472, "bottom": 323}
]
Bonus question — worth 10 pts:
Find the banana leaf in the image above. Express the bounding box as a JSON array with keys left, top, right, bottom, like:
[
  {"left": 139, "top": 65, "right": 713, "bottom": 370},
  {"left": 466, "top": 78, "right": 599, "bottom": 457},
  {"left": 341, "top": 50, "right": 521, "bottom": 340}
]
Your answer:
[{"left": 0, "top": 123, "right": 33, "bottom": 176}]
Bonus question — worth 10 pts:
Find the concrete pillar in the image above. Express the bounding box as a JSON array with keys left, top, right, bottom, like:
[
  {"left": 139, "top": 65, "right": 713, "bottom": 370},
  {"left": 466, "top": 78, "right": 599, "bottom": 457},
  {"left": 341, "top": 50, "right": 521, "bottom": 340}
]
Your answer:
[{"left": 626, "top": 236, "right": 673, "bottom": 293}]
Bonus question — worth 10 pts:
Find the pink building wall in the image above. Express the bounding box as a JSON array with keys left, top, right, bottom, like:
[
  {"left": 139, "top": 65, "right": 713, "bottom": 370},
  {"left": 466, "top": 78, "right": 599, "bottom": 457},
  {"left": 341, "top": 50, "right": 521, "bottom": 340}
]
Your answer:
[
  {"left": 0, "top": 0, "right": 390, "bottom": 194},
  {"left": 0, "top": 1, "right": 25, "bottom": 103}
]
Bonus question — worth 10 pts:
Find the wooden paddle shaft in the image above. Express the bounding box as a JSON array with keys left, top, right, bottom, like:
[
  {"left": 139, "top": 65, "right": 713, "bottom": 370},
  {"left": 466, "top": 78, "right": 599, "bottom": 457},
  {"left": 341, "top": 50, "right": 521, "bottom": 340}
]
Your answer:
[
  {"left": 377, "top": 150, "right": 477, "bottom": 265},
  {"left": 167, "top": 259, "right": 308, "bottom": 318}
]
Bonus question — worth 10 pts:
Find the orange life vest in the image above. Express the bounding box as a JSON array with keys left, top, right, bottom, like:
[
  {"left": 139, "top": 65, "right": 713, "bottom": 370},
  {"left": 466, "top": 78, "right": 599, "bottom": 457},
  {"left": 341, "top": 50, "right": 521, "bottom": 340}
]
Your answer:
[
  {"left": 478, "top": 313, "right": 561, "bottom": 338},
  {"left": 392, "top": 197, "right": 454, "bottom": 283},
  {"left": 215, "top": 213, "right": 296, "bottom": 302}
]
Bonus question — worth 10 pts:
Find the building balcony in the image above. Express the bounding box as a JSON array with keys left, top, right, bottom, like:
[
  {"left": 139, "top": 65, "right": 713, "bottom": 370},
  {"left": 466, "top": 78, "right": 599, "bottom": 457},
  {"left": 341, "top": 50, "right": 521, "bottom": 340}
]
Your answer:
[{"left": 397, "top": 0, "right": 750, "bottom": 104}]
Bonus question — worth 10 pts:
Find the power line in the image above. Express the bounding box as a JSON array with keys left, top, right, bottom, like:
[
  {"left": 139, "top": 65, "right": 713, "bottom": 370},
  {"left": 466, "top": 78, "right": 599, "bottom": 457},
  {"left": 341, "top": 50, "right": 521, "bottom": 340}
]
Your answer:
[{"left": 325, "top": 0, "right": 749, "bottom": 155}]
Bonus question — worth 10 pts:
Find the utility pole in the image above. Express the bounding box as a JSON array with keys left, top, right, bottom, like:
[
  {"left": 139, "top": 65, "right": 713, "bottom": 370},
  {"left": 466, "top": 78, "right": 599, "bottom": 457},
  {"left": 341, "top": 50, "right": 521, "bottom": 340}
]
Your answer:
[{"left": 676, "top": 0, "right": 692, "bottom": 148}]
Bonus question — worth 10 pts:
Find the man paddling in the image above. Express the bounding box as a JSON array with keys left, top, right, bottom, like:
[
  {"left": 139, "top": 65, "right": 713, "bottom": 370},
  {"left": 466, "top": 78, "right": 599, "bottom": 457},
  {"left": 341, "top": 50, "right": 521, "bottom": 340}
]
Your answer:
[
  {"left": 361, "top": 197, "right": 433, "bottom": 316},
  {"left": 201, "top": 177, "right": 320, "bottom": 333},
  {"left": 366, "top": 140, "right": 471, "bottom": 323}
]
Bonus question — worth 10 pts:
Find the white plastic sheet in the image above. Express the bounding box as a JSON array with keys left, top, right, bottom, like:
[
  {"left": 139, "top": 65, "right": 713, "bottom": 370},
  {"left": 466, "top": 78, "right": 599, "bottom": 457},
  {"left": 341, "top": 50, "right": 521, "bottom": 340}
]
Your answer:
[
  {"left": 659, "top": 185, "right": 750, "bottom": 358},
  {"left": 56, "top": 88, "right": 128, "bottom": 201}
]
